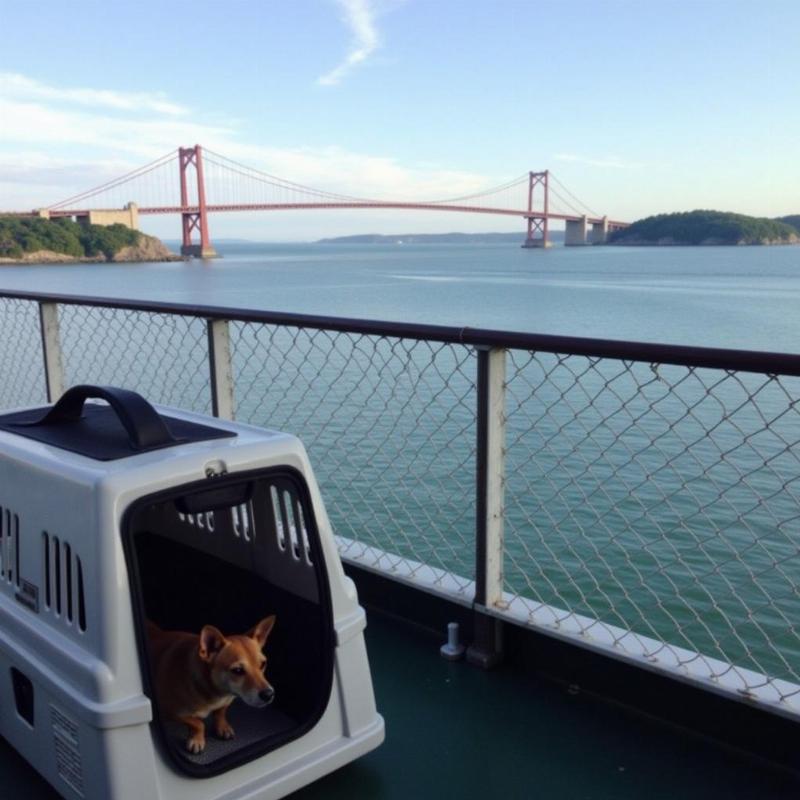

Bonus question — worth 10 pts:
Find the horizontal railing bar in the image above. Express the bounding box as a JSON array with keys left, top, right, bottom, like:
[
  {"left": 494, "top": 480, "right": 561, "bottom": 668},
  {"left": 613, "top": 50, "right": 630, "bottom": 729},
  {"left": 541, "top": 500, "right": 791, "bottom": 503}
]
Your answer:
[{"left": 2, "top": 289, "right": 800, "bottom": 377}]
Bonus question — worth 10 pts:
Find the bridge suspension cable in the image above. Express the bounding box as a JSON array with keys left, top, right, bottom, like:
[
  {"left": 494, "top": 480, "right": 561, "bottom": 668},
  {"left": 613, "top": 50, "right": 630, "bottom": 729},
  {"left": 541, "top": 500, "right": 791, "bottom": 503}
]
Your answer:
[
  {"left": 47, "top": 150, "right": 179, "bottom": 211},
  {"left": 26, "top": 144, "right": 626, "bottom": 255},
  {"left": 202, "top": 149, "right": 380, "bottom": 204},
  {"left": 415, "top": 173, "right": 529, "bottom": 206},
  {"left": 548, "top": 172, "right": 600, "bottom": 218},
  {"left": 41, "top": 145, "right": 599, "bottom": 220},
  {"left": 202, "top": 148, "right": 531, "bottom": 210},
  {"left": 548, "top": 186, "right": 592, "bottom": 217}
]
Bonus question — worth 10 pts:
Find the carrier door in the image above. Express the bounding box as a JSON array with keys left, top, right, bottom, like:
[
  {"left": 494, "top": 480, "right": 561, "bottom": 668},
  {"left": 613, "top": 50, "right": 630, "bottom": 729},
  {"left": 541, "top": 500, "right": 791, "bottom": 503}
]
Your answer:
[{"left": 123, "top": 467, "right": 335, "bottom": 777}]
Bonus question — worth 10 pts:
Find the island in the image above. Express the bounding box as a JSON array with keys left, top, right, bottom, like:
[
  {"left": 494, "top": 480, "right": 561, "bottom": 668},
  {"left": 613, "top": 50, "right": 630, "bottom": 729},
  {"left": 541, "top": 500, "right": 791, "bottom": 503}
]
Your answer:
[
  {"left": 0, "top": 217, "right": 180, "bottom": 264},
  {"left": 608, "top": 210, "right": 800, "bottom": 246},
  {"left": 778, "top": 215, "right": 800, "bottom": 234}
]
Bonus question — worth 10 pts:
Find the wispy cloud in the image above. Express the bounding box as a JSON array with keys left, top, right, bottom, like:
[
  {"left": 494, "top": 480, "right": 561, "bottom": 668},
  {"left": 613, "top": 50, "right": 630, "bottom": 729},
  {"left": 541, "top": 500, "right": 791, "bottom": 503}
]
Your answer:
[
  {"left": 0, "top": 98, "right": 233, "bottom": 159},
  {"left": 0, "top": 72, "right": 187, "bottom": 116},
  {"left": 0, "top": 72, "right": 497, "bottom": 211},
  {"left": 318, "top": 0, "right": 380, "bottom": 86},
  {"left": 555, "top": 153, "right": 645, "bottom": 170}
]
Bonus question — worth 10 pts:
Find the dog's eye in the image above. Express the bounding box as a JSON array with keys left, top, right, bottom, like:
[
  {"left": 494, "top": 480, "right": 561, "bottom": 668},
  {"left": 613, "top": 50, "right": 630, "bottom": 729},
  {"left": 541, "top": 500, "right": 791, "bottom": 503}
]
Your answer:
[{"left": 231, "top": 665, "right": 245, "bottom": 676}]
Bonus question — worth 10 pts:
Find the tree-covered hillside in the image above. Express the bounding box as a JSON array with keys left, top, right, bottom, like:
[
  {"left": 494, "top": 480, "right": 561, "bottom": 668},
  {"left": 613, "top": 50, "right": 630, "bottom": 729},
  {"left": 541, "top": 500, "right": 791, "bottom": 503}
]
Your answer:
[
  {"left": 778, "top": 215, "right": 800, "bottom": 234},
  {"left": 609, "top": 211, "right": 799, "bottom": 245},
  {"left": 0, "top": 217, "right": 140, "bottom": 260}
]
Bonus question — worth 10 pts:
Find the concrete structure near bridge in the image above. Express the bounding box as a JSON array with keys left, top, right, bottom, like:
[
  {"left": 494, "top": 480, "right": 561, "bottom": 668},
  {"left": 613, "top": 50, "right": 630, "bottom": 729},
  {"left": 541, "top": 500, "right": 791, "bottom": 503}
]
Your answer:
[
  {"left": 38, "top": 203, "right": 140, "bottom": 231},
  {"left": 565, "top": 215, "right": 615, "bottom": 246}
]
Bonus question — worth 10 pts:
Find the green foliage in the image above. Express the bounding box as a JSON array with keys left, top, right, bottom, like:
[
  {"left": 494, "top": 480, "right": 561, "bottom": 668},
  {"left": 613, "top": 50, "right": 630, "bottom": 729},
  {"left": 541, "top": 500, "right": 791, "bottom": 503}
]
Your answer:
[
  {"left": 777, "top": 215, "right": 800, "bottom": 234},
  {"left": 0, "top": 216, "right": 140, "bottom": 260},
  {"left": 79, "top": 223, "right": 139, "bottom": 259},
  {"left": 609, "top": 210, "right": 799, "bottom": 245}
]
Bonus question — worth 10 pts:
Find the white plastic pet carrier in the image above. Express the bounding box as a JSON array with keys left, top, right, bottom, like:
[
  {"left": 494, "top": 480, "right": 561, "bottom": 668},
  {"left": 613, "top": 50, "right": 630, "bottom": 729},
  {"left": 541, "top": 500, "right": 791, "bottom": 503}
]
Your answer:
[{"left": 0, "top": 385, "right": 384, "bottom": 799}]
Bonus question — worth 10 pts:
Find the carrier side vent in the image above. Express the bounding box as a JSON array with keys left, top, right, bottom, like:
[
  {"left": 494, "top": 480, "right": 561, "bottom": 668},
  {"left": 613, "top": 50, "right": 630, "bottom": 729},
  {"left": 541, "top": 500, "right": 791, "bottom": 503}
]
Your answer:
[
  {"left": 42, "top": 532, "right": 87, "bottom": 632},
  {"left": 232, "top": 503, "right": 252, "bottom": 541},
  {"left": 270, "top": 487, "right": 285, "bottom": 552},
  {"left": 0, "top": 507, "right": 20, "bottom": 585},
  {"left": 178, "top": 511, "right": 216, "bottom": 532},
  {"left": 269, "top": 484, "right": 313, "bottom": 566},
  {"left": 178, "top": 506, "right": 254, "bottom": 540}
]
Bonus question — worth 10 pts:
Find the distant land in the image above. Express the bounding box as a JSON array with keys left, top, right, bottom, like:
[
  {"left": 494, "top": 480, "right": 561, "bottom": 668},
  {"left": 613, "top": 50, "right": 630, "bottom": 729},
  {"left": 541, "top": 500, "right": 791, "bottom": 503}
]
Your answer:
[
  {"left": 778, "top": 215, "right": 800, "bottom": 234},
  {"left": 0, "top": 217, "right": 179, "bottom": 264},
  {"left": 317, "top": 231, "right": 565, "bottom": 244},
  {"left": 609, "top": 211, "right": 800, "bottom": 246}
]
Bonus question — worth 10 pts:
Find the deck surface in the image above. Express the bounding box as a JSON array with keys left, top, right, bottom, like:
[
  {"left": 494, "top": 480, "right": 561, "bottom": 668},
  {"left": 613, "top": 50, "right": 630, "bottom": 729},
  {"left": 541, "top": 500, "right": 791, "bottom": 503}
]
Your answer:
[{"left": 1, "top": 612, "right": 798, "bottom": 799}]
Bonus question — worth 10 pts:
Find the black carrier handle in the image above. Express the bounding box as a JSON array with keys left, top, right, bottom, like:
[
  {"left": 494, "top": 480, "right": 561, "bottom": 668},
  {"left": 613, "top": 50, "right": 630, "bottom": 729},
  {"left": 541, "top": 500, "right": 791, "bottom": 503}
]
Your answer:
[{"left": 30, "top": 385, "right": 176, "bottom": 450}]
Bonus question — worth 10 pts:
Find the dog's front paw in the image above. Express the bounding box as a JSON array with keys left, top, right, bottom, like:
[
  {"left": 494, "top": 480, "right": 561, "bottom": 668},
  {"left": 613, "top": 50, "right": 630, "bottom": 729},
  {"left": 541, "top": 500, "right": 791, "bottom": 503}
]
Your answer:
[
  {"left": 215, "top": 719, "right": 235, "bottom": 740},
  {"left": 186, "top": 733, "right": 206, "bottom": 754}
]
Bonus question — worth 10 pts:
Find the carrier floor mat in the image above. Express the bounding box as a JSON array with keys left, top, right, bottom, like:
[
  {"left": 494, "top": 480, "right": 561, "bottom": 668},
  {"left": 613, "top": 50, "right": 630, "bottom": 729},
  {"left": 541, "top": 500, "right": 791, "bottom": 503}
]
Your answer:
[{"left": 165, "top": 703, "right": 297, "bottom": 765}]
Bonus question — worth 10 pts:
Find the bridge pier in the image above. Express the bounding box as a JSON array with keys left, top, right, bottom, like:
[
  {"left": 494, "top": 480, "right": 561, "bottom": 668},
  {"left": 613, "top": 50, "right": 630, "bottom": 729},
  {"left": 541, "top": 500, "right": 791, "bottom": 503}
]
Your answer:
[
  {"left": 564, "top": 216, "right": 590, "bottom": 246},
  {"left": 181, "top": 243, "right": 219, "bottom": 258},
  {"left": 179, "top": 145, "right": 218, "bottom": 259},
  {"left": 522, "top": 216, "right": 552, "bottom": 248},
  {"left": 521, "top": 171, "right": 551, "bottom": 249},
  {"left": 590, "top": 216, "right": 609, "bottom": 244}
]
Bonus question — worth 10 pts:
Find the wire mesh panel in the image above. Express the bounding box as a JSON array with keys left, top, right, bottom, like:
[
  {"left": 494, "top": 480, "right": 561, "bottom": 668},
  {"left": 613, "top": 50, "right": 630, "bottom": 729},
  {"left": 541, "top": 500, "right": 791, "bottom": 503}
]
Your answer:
[
  {"left": 230, "top": 322, "right": 477, "bottom": 591},
  {"left": 503, "top": 350, "right": 800, "bottom": 700},
  {"left": 57, "top": 305, "right": 212, "bottom": 415},
  {"left": 2, "top": 289, "right": 800, "bottom": 717},
  {"left": 0, "top": 298, "right": 47, "bottom": 410}
]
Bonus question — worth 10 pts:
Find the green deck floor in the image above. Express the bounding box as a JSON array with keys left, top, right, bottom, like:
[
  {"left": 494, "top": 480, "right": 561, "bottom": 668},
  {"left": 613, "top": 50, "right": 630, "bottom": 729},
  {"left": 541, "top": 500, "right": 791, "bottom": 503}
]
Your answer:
[{"left": 2, "top": 612, "right": 798, "bottom": 799}]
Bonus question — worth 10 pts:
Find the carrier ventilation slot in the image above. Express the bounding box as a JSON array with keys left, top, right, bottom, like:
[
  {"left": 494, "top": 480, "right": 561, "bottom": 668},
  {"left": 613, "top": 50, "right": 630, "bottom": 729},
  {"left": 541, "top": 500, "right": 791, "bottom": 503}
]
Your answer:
[
  {"left": 232, "top": 503, "right": 253, "bottom": 541},
  {"left": 178, "top": 511, "right": 216, "bottom": 532},
  {"left": 43, "top": 532, "right": 87, "bottom": 632},
  {"left": 270, "top": 484, "right": 312, "bottom": 566},
  {"left": 178, "top": 504, "right": 255, "bottom": 542},
  {"left": 0, "top": 507, "right": 20, "bottom": 585}
]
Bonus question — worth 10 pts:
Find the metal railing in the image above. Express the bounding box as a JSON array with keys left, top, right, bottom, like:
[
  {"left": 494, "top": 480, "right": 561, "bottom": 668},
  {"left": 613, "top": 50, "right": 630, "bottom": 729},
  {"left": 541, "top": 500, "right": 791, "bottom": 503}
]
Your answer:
[{"left": 1, "top": 290, "right": 799, "bottom": 718}]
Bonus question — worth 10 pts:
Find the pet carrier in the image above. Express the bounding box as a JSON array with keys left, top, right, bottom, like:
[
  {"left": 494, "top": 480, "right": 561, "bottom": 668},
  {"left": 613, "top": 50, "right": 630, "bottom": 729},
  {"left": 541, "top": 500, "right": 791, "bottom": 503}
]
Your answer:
[{"left": 0, "top": 385, "right": 384, "bottom": 799}]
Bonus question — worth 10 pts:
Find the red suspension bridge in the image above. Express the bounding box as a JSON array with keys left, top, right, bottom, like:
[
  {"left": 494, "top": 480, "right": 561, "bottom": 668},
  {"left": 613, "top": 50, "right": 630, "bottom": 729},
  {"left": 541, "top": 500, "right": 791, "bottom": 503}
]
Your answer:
[{"left": 8, "top": 145, "right": 628, "bottom": 256}]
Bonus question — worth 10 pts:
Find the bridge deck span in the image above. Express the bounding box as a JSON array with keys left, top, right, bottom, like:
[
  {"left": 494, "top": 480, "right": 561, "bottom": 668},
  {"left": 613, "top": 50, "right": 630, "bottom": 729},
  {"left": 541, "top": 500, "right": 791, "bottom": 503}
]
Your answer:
[{"left": 44, "top": 203, "right": 627, "bottom": 227}]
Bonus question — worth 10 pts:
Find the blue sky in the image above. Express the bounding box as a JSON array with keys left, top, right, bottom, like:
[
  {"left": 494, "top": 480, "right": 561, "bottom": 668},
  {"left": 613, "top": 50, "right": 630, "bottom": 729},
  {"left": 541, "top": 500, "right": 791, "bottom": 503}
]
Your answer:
[{"left": 0, "top": 0, "right": 797, "bottom": 241}]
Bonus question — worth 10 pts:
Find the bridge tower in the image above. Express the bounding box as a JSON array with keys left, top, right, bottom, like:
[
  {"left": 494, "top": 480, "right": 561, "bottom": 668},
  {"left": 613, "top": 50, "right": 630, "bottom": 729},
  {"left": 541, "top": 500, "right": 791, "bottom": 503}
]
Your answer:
[
  {"left": 521, "top": 170, "right": 551, "bottom": 249},
  {"left": 179, "top": 145, "right": 217, "bottom": 258}
]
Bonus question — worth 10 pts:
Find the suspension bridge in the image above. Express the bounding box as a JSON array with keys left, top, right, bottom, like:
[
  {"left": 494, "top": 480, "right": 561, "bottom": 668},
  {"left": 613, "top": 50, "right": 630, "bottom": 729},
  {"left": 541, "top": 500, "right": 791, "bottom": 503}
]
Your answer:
[{"left": 6, "top": 145, "right": 629, "bottom": 257}]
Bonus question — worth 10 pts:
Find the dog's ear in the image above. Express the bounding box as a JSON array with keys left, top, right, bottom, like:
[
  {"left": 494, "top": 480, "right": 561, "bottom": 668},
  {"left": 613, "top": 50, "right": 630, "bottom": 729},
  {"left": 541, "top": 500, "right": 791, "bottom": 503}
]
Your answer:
[
  {"left": 198, "top": 625, "right": 227, "bottom": 662},
  {"left": 249, "top": 615, "right": 276, "bottom": 648}
]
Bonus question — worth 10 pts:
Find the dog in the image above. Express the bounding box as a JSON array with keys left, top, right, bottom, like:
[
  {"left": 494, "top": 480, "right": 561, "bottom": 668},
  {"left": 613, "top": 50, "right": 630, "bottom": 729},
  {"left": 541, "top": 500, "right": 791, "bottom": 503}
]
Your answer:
[{"left": 146, "top": 615, "right": 276, "bottom": 754}]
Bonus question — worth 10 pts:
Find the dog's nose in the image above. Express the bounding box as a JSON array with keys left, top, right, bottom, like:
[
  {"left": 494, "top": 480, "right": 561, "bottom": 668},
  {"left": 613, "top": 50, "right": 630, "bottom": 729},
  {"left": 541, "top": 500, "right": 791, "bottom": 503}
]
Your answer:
[{"left": 259, "top": 687, "right": 275, "bottom": 704}]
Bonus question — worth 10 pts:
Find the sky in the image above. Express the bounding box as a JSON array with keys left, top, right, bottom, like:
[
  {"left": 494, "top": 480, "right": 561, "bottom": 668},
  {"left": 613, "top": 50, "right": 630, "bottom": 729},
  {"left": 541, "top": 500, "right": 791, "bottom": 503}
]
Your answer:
[{"left": 0, "top": 0, "right": 798, "bottom": 241}]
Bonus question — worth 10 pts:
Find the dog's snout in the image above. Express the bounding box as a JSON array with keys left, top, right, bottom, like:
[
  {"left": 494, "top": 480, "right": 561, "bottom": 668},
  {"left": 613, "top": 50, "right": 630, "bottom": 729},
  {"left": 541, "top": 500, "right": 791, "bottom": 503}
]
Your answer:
[{"left": 259, "top": 687, "right": 275, "bottom": 705}]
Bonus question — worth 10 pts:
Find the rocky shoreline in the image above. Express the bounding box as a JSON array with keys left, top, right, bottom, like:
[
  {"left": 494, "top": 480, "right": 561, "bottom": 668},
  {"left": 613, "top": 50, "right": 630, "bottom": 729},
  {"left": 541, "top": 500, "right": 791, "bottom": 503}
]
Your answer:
[{"left": 0, "top": 234, "right": 182, "bottom": 265}]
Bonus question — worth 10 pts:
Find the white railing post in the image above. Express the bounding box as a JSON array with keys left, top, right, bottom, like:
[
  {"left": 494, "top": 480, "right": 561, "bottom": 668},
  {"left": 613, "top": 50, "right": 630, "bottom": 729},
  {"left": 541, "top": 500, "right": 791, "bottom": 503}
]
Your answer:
[
  {"left": 207, "top": 319, "right": 235, "bottom": 419},
  {"left": 38, "top": 302, "right": 65, "bottom": 402},
  {"left": 467, "top": 345, "right": 507, "bottom": 668}
]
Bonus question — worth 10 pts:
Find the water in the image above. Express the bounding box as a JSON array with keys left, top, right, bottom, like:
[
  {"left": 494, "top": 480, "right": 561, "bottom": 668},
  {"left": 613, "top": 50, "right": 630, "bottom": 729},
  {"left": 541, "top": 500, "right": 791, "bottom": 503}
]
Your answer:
[
  {"left": 1, "top": 241, "right": 799, "bottom": 684},
  {"left": 0, "top": 241, "right": 799, "bottom": 350}
]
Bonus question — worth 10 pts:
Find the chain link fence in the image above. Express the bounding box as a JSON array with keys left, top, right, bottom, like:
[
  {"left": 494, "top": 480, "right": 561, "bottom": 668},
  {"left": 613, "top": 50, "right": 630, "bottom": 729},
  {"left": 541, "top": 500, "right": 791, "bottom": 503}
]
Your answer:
[
  {"left": 0, "top": 297, "right": 47, "bottom": 409},
  {"left": 58, "top": 305, "right": 212, "bottom": 415},
  {"left": 504, "top": 351, "right": 800, "bottom": 699},
  {"left": 0, "top": 294, "right": 798, "bottom": 713},
  {"left": 230, "top": 322, "right": 476, "bottom": 589}
]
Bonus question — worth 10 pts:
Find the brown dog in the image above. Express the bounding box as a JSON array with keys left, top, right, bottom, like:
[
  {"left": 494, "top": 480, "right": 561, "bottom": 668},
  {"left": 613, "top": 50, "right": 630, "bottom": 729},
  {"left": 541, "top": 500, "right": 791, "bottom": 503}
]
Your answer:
[{"left": 147, "top": 616, "right": 276, "bottom": 754}]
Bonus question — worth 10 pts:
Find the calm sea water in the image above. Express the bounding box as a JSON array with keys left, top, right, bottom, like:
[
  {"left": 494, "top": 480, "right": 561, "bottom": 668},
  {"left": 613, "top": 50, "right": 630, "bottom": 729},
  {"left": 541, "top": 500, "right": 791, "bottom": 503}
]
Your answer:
[
  {"left": 0, "top": 241, "right": 798, "bottom": 349},
  {"left": 1, "top": 242, "right": 799, "bottom": 681}
]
